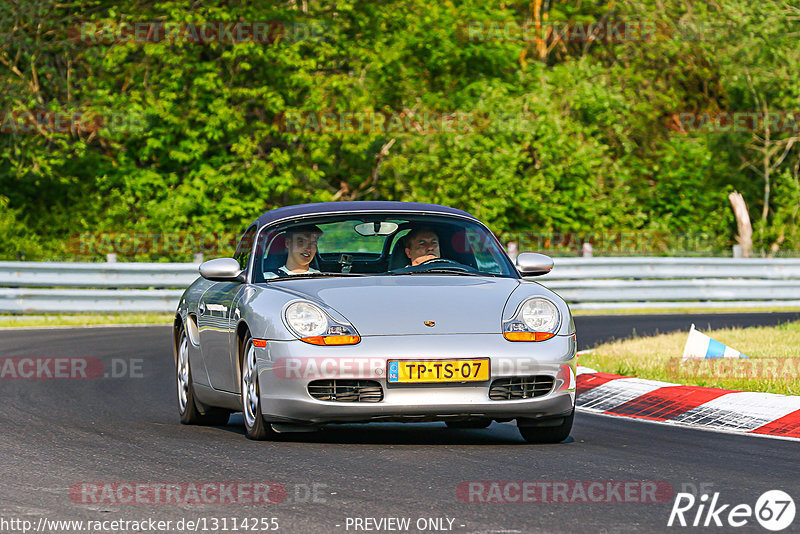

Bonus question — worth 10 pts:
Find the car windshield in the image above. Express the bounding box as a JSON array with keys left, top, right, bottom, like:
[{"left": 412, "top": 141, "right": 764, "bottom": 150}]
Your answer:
[{"left": 250, "top": 214, "right": 517, "bottom": 283}]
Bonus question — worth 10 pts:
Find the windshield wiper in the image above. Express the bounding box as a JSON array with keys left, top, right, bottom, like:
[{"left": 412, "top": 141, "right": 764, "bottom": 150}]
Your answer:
[
  {"left": 389, "top": 269, "right": 487, "bottom": 277},
  {"left": 425, "top": 268, "right": 484, "bottom": 276},
  {"left": 267, "top": 272, "right": 365, "bottom": 281}
]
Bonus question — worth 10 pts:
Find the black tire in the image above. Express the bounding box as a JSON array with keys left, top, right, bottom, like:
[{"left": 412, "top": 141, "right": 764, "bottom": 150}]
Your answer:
[
  {"left": 445, "top": 419, "right": 492, "bottom": 429},
  {"left": 518, "top": 410, "right": 574, "bottom": 444},
  {"left": 240, "top": 332, "right": 277, "bottom": 441},
  {"left": 176, "top": 327, "right": 230, "bottom": 426}
]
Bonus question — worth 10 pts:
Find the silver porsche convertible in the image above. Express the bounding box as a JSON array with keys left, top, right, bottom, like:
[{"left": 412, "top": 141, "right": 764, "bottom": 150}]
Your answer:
[{"left": 173, "top": 201, "right": 577, "bottom": 442}]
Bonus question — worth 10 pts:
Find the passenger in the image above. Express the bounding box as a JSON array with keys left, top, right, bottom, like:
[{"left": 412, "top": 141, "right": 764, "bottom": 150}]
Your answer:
[
  {"left": 404, "top": 227, "right": 441, "bottom": 266},
  {"left": 268, "top": 225, "right": 323, "bottom": 278}
]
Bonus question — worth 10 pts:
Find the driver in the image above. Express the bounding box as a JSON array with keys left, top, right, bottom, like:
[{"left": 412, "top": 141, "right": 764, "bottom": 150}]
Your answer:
[{"left": 404, "top": 227, "right": 441, "bottom": 266}]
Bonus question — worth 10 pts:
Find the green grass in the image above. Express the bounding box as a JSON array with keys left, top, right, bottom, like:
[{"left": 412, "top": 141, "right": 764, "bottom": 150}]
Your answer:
[
  {"left": 579, "top": 321, "right": 800, "bottom": 395},
  {"left": 0, "top": 313, "right": 174, "bottom": 328}
]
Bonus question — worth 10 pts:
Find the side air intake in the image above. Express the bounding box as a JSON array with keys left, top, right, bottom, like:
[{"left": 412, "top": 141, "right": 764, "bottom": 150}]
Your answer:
[
  {"left": 489, "top": 376, "right": 555, "bottom": 400},
  {"left": 307, "top": 380, "right": 383, "bottom": 402}
]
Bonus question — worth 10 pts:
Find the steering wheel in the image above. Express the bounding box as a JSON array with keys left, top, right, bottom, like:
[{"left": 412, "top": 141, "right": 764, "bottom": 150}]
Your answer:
[{"left": 418, "top": 257, "right": 458, "bottom": 266}]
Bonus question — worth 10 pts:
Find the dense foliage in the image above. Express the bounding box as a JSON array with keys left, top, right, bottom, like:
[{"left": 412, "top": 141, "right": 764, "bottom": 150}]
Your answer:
[{"left": 1, "top": 0, "right": 798, "bottom": 260}]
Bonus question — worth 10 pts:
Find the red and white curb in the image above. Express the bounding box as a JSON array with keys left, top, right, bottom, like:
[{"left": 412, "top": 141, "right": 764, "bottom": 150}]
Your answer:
[{"left": 575, "top": 365, "right": 800, "bottom": 441}]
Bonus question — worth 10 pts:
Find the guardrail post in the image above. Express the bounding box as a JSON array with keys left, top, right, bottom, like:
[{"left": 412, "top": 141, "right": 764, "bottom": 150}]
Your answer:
[{"left": 506, "top": 242, "right": 518, "bottom": 262}]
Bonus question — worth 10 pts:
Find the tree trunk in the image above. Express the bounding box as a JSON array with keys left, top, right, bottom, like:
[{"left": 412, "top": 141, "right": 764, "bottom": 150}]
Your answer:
[
  {"left": 728, "top": 191, "right": 753, "bottom": 258},
  {"left": 762, "top": 145, "right": 771, "bottom": 222},
  {"left": 532, "top": 0, "right": 546, "bottom": 60}
]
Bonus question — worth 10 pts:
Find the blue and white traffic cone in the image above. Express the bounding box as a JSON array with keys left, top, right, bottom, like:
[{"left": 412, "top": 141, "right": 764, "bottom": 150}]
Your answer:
[{"left": 682, "top": 324, "right": 749, "bottom": 360}]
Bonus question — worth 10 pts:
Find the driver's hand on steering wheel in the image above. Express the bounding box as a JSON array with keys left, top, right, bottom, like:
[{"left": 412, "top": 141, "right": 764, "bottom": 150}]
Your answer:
[{"left": 411, "top": 254, "right": 439, "bottom": 266}]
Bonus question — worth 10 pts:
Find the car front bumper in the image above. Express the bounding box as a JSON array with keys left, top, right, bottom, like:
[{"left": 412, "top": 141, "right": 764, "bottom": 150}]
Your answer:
[{"left": 256, "top": 333, "right": 577, "bottom": 424}]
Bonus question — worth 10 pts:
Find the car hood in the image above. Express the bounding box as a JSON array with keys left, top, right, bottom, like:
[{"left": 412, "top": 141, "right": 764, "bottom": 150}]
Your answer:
[{"left": 267, "top": 275, "right": 521, "bottom": 336}]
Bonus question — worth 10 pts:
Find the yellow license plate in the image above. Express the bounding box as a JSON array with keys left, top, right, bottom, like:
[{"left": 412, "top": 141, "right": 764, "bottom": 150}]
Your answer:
[{"left": 387, "top": 359, "right": 490, "bottom": 384}]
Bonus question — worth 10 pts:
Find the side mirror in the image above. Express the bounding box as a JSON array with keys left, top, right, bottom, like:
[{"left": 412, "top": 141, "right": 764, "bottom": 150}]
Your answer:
[
  {"left": 199, "top": 258, "right": 245, "bottom": 283},
  {"left": 515, "top": 252, "right": 554, "bottom": 276}
]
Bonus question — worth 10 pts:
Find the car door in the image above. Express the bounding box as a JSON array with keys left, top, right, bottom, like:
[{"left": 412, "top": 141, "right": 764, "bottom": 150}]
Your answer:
[{"left": 198, "top": 225, "right": 256, "bottom": 393}]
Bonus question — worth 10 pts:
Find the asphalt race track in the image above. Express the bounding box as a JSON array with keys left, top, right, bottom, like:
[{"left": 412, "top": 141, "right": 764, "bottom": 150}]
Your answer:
[{"left": 1, "top": 313, "right": 798, "bottom": 533}]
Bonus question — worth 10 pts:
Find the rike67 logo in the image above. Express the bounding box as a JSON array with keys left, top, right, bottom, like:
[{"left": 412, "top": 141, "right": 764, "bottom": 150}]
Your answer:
[{"left": 668, "top": 490, "right": 795, "bottom": 531}]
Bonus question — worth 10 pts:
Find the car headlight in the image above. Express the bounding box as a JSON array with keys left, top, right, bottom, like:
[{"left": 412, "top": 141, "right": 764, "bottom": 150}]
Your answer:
[
  {"left": 285, "top": 302, "right": 328, "bottom": 337},
  {"left": 503, "top": 297, "right": 561, "bottom": 342},
  {"left": 284, "top": 301, "right": 360, "bottom": 346}
]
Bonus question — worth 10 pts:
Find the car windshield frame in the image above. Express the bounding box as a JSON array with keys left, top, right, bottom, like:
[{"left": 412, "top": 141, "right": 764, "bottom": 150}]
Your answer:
[{"left": 247, "top": 212, "right": 519, "bottom": 283}]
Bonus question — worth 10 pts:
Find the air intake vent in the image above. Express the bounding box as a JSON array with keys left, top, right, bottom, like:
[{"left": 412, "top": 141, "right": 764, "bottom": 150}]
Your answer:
[
  {"left": 489, "top": 376, "right": 555, "bottom": 400},
  {"left": 307, "top": 380, "right": 383, "bottom": 402}
]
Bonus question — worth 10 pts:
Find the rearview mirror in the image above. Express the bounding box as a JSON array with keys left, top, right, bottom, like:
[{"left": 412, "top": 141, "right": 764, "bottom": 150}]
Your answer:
[
  {"left": 199, "top": 258, "right": 245, "bottom": 282},
  {"left": 515, "top": 252, "right": 554, "bottom": 276},
  {"left": 354, "top": 221, "right": 399, "bottom": 236}
]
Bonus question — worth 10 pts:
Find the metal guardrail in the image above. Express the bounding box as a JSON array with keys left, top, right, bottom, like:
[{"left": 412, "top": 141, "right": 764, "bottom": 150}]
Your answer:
[
  {"left": 538, "top": 257, "right": 800, "bottom": 280},
  {"left": 0, "top": 261, "right": 198, "bottom": 313},
  {"left": 0, "top": 288, "right": 184, "bottom": 313},
  {"left": 0, "top": 258, "right": 799, "bottom": 313},
  {"left": 543, "top": 279, "right": 800, "bottom": 302},
  {"left": 537, "top": 258, "right": 800, "bottom": 309},
  {"left": 0, "top": 261, "right": 199, "bottom": 288}
]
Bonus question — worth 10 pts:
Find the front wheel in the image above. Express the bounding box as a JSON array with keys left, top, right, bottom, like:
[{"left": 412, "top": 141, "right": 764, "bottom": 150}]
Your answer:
[
  {"left": 176, "top": 327, "right": 230, "bottom": 426},
  {"left": 241, "top": 333, "right": 276, "bottom": 440},
  {"left": 518, "top": 410, "right": 574, "bottom": 444}
]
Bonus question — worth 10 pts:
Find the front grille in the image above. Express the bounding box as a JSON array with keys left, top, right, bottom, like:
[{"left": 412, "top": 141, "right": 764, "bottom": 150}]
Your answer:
[
  {"left": 489, "top": 375, "right": 555, "bottom": 400},
  {"left": 307, "top": 380, "right": 384, "bottom": 402}
]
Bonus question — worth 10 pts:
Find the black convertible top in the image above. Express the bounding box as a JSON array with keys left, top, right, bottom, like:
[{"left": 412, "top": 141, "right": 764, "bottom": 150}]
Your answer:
[{"left": 254, "top": 201, "right": 477, "bottom": 229}]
